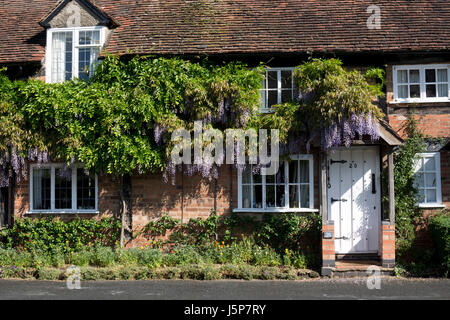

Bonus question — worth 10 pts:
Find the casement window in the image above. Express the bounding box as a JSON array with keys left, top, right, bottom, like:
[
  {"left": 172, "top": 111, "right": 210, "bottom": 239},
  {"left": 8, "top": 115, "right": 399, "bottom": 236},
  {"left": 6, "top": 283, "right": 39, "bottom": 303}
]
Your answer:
[
  {"left": 393, "top": 64, "right": 450, "bottom": 103},
  {"left": 413, "top": 153, "right": 444, "bottom": 208},
  {"left": 260, "top": 67, "right": 295, "bottom": 112},
  {"left": 235, "top": 155, "right": 316, "bottom": 212},
  {"left": 46, "top": 27, "right": 106, "bottom": 83},
  {"left": 30, "top": 164, "right": 98, "bottom": 213}
]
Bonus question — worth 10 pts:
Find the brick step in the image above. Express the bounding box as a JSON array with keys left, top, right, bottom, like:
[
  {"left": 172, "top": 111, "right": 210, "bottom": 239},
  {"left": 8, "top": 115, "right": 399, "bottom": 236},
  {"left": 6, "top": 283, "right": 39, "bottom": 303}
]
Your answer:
[
  {"left": 335, "top": 260, "right": 381, "bottom": 270},
  {"left": 335, "top": 253, "right": 379, "bottom": 261}
]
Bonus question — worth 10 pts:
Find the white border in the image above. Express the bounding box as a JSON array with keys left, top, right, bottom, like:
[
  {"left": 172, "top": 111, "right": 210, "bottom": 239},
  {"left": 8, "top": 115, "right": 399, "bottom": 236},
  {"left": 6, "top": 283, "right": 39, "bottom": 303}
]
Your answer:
[
  {"left": 234, "top": 154, "right": 317, "bottom": 213},
  {"left": 392, "top": 64, "right": 450, "bottom": 104},
  {"left": 45, "top": 26, "right": 106, "bottom": 83},
  {"left": 260, "top": 67, "right": 295, "bottom": 113},
  {"left": 28, "top": 163, "right": 99, "bottom": 214},
  {"left": 415, "top": 152, "right": 444, "bottom": 208}
]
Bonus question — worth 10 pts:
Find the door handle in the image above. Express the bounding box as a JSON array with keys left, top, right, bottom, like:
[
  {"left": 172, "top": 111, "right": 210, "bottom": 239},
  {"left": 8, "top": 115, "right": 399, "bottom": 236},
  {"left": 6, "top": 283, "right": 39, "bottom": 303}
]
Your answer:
[
  {"left": 331, "top": 198, "right": 347, "bottom": 203},
  {"left": 372, "top": 173, "right": 376, "bottom": 194},
  {"left": 335, "top": 236, "right": 350, "bottom": 240}
]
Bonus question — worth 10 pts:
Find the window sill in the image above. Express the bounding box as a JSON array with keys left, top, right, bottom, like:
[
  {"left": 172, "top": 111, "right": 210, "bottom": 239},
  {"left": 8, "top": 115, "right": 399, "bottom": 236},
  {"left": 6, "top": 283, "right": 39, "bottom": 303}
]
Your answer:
[
  {"left": 233, "top": 208, "right": 319, "bottom": 213},
  {"left": 417, "top": 203, "right": 445, "bottom": 209},
  {"left": 26, "top": 210, "right": 100, "bottom": 215},
  {"left": 389, "top": 99, "right": 450, "bottom": 104}
]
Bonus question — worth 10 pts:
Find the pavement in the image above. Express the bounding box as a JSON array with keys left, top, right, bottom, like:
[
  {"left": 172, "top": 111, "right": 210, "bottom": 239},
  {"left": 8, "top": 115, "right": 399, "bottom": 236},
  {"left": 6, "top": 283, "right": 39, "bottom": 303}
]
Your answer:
[{"left": 0, "top": 278, "right": 449, "bottom": 300}]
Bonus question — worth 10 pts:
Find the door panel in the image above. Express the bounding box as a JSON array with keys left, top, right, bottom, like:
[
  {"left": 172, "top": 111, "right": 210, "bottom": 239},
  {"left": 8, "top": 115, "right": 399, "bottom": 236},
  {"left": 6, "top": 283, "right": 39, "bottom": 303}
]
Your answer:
[
  {"left": 328, "top": 147, "right": 380, "bottom": 254},
  {"left": 352, "top": 150, "right": 367, "bottom": 252}
]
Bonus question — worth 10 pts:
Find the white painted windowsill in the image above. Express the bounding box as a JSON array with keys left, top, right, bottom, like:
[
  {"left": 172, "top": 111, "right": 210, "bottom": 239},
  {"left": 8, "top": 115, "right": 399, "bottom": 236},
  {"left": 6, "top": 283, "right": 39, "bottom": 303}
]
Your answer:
[
  {"left": 233, "top": 208, "right": 319, "bottom": 213},
  {"left": 417, "top": 203, "right": 446, "bottom": 209},
  {"left": 26, "top": 210, "right": 100, "bottom": 215}
]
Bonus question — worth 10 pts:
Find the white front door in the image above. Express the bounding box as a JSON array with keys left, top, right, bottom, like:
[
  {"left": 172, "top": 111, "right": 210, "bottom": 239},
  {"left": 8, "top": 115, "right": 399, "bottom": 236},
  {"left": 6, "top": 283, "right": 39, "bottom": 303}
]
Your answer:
[{"left": 328, "top": 147, "right": 381, "bottom": 254}]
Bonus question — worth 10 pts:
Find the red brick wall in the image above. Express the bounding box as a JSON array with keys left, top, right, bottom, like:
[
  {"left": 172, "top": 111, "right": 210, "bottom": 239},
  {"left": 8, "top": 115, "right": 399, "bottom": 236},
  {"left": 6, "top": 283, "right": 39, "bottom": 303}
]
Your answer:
[{"left": 12, "top": 151, "right": 321, "bottom": 239}]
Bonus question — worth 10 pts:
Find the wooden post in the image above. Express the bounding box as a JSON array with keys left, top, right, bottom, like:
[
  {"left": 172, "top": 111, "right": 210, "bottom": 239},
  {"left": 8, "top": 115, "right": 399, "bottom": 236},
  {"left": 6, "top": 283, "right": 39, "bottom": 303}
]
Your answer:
[
  {"left": 319, "top": 152, "right": 328, "bottom": 224},
  {"left": 388, "top": 151, "right": 395, "bottom": 224}
]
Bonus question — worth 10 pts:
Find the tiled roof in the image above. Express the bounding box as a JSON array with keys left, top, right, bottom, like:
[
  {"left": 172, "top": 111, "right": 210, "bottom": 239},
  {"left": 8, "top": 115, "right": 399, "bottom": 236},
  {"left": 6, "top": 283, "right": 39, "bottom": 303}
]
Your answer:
[{"left": 1, "top": 0, "right": 450, "bottom": 64}]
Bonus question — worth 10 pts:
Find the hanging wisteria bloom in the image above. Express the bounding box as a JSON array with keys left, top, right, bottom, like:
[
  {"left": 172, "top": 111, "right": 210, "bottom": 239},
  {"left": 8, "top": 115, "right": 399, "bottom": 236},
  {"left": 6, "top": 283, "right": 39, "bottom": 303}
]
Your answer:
[{"left": 322, "top": 112, "right": 380, "bottom": 150}]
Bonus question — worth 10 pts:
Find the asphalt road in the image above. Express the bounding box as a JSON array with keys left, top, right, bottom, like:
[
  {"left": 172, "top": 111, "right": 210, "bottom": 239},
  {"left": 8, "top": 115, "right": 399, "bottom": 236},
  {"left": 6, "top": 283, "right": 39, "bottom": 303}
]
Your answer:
[{"left": 0, "top": 278, "right": 448, "bottom": 300}]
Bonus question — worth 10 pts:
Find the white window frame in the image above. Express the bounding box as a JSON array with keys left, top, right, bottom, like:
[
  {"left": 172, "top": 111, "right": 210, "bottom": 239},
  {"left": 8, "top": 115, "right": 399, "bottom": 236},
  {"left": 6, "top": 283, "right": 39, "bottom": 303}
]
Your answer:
[
  {"left": 45, "top": 26, "right": 107, "bottom": 83},
  {"left": 260, "top": 67, "right": 295, "bottom": 113},
  {"left": 392, "top": 64, "right": 450, "bottom": 103},
  {"left": 414, "top": 152, "right": 444, "bottom": 208},
  {"left": 234, "top": 154, "right": 318, "bottom": 213},
  {"left": 28, "top": 163, "right": 99, "bottom": 214}
]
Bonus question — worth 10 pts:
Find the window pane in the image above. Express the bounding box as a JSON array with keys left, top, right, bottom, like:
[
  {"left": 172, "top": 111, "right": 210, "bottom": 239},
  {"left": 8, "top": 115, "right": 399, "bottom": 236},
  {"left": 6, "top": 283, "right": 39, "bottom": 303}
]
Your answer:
[
  {"left": 242, "top": 185, "right": 251, "bottom": 208},
  {"left": 77, "top": 169, "right": 96, "bottom": 210},
  {"left": 426, "top": 84, "right": 436, "bottom": 97},
  {"left": 417, "top": 189, "right": 425, "bottom": 202},
  {"left": 242, "top": 166, "right": 252, "bottom": 184},
  {"left": 52, "top": 32, "right": 73, "bottom": 82},
  {"left": 397, "top": 70, "right": 408, "bottom": 83},
  {"left": 276, "top": 185, "right": 285, "bottom": 207},
  {"left": 424, "top": 157, "right": 435, "bottom": 171},
  {"left": 78, "top": 47, "right": 99, "bottom": 80},
  {"left": 438, "top": 84, "right": 448, "bottom": 97},
  {"left": 414, "top": 172, "right": 424, "bottom": 188},
  {"left": 409, "top": 70, "right": 420, "bottom": 83},
  {"left": 281, "top": 70, "right": 292, "bottom": 88},
  {"left": 253, "top": 170, "right": 262, "bottom": 184},
  {"left": 266, "top": 173, "right": 275, "bottom": 184},
  {"left": 266, "top": 185, "right": 275, "bottom": 208},
  {"left": 267, "top": 71, "right": 278, "bottom": 89},
  {"left": 437, "top": 69, "right": 448, "bottom": 82},
  {"left": 267, "top": 90, "right": 278, "bottom": 107},
  {"left": 425, "top": 173, "right": 436, "bottom": 187},
  {"left": 410, "top": 85, "right": 420, "bottom": 98},
  {"left": 260, "top": 90, "right": 267, "bottom": 109},
  {"left": 276, "top": 164, "right": 285, "bottom": 184},
  {"left": 300, "top": 185, "right": 310, "bottom": 208},
  {"left": 281, "top": 89, "right": 293, "bottom": 103},
  {"left": 79, "top": 30, "right": 100, "bottom": 45},
  {"left": 55, "top": 168, "right": 72, "bottom": 209},
  {"left": 289, "top": 161, "right": 299, "bottom": 183},
  {"left": 289, "top": 185, "right": 299, "bottom": 208},
  {"left": 426, "top": 189, "right": 436, "bottom": 203},
  {"left": 253, "top": 185, "right": 262, "bottom": 208},
  {"left": 32, "top": 169, "right": 51, "bottom": 210},
  {"left": 398, "top": 85, "right": 408, "bottom": 98},
  {"left": 425, "top": 69, "right": 436, "bottom": 83},
  {"left": 299, "top": 160, "right": 309, "bottom": 183}
]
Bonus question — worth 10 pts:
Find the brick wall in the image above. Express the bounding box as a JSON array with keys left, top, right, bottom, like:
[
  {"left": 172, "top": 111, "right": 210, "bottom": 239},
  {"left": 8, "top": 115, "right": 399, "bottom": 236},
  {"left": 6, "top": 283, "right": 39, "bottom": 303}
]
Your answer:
[
  {"left": 380, "top": 223, "right": 395, "bottom": 268},
  {"left": 12, "top": 151, "right": 322, "bottom": 244}
]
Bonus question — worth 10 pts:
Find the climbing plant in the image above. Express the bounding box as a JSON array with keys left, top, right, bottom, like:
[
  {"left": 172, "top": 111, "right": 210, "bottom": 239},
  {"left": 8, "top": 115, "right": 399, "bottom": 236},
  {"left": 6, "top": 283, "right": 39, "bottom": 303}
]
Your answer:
[
  {"left": 0, "top": 57, "right": 386, "bottom": 245},
  {"left": 257, "top": 59, "right": 385, "bottom": 154},
  {"left": 391, "top": 115, "right": 427, "bottom": 257}
]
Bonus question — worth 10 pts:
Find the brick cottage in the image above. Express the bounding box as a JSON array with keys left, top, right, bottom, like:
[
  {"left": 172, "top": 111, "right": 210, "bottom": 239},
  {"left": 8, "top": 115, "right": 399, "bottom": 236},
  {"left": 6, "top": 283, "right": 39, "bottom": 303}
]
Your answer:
[{"left": 0, "top": 0, "right": 448, "bottom": 276}]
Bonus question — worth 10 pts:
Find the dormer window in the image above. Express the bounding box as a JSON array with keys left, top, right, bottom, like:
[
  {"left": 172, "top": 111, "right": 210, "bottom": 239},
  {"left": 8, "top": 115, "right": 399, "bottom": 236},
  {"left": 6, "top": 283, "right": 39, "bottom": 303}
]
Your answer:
[{"left": 46, "top": 26, "right": 106, "bottom": 83}]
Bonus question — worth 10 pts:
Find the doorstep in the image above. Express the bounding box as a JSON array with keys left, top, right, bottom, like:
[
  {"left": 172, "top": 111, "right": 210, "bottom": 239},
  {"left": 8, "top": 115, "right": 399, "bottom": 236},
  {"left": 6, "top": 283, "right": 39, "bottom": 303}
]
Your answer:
[{"left": 322, "top": 256, "right": 395, "bottom": 277}]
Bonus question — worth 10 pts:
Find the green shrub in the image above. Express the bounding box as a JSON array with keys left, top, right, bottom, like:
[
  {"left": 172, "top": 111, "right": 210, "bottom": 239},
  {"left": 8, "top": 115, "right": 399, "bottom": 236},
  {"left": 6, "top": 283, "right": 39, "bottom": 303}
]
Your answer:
[
  {"left": 251, "top": 246, "right": 281, "bottom": 267},
  {"left": 37, "top": 268, "right": 62, "bottom": 280},
  {"left": 429, "top": 211, "right": 450, "bottom": 275},
  {"left": 4, "top": 217, "right": 120, "bottom": 253},
  {"left": 134, "top": 248, "right": 163, "bottom": 268},
  {"left": 69, "top": 249, "right": 92, "bottom": 267},
  {"left": 162, "top": 245, "right": 204, "bottom": 266},
  {"left": 90, "top": 247, "right": 116, "bottom": 267}
]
